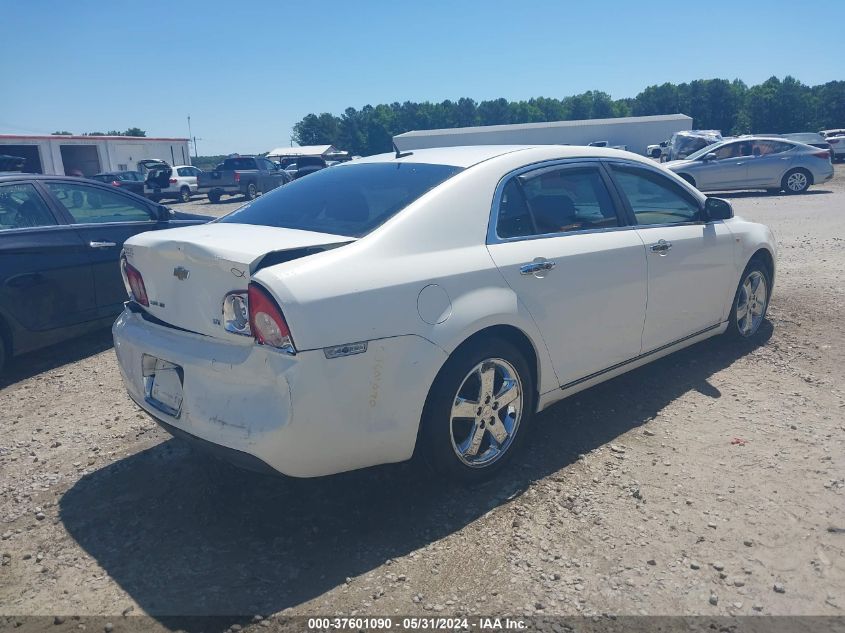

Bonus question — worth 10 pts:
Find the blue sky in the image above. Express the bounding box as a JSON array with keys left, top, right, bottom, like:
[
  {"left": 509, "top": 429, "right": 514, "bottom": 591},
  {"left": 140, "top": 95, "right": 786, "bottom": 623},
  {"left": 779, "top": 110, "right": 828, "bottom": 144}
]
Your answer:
[{"left": 2, "top": 0, "right": 842, "bottom": 155}]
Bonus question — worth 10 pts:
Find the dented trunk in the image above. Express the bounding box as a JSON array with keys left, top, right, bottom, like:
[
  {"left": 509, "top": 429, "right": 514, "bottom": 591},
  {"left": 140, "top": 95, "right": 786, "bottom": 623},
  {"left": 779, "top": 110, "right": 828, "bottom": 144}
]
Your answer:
[{"left": 121, "top": 223, "right": 352, "bottom": 339}]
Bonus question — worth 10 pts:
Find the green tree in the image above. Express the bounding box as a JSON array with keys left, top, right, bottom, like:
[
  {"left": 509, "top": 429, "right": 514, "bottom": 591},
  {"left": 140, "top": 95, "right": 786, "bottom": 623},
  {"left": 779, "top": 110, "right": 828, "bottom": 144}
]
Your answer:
[{"left": 290, "top": 76, "right": 835, "bottom": 156}]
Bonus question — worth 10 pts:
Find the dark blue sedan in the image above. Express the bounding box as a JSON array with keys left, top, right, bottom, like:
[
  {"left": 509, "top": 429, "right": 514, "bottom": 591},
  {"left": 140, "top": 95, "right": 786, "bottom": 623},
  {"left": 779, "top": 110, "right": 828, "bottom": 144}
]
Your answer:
[{"left": 0, "top": 174, "right": 211, "bottom": 372}]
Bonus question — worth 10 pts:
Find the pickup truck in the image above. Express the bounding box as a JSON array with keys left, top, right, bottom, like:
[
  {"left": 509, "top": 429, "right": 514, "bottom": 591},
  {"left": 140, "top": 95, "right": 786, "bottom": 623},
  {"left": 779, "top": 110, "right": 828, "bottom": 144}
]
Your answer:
[{"left": 196, "top": 156, "right": 291, "bottom": 203}]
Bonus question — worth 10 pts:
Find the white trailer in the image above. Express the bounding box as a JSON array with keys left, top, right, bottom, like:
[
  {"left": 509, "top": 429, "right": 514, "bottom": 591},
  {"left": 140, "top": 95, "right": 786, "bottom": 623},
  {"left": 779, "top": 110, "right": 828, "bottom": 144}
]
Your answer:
[
  {"left": 0, "top": 134, "right": 191, "bottom": 176},
  {"left": 393, "top": 114, "right": 693, "bottom": 156}
]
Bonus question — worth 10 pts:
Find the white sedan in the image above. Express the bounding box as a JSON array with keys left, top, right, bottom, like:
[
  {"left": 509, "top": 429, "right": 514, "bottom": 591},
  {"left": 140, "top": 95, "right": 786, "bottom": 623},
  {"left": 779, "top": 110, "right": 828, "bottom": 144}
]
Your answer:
[{"left": 113, "top": 145, "right": 776, "bottom": 482}]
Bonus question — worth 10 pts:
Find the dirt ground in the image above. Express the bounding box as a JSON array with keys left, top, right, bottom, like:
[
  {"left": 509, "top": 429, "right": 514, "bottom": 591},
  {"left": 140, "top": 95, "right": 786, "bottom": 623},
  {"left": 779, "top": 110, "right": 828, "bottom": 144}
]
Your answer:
[{"left": 1, "top": 167, "right": 843, "bottom": 629}]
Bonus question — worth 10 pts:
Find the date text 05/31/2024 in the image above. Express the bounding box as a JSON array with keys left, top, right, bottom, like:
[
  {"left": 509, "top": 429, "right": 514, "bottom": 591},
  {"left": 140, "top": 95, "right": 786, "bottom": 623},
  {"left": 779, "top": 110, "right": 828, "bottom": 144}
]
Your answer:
[{"left": 306, "top": 617, "right": 527, "bottom": 630}]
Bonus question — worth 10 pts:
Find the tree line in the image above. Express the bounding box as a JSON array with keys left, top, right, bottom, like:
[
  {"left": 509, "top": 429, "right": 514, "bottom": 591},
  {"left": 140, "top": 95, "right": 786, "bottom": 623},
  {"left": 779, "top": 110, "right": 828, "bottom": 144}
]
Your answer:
[
  {"left": 293, "top": 76, "right": 845, "bottom": 156},
  {"left": 51, "top": 128, "right": 147, "bottom": 137}
]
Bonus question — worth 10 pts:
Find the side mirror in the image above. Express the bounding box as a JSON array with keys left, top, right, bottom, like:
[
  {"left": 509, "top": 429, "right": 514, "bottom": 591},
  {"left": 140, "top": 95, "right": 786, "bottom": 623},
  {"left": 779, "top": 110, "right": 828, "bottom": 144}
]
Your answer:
[
  {"left": 705, "top": 197, "right": 733, "bottom": 221},
  {"left": 702, "top": 152, "right": 718, "bottom": 162}
]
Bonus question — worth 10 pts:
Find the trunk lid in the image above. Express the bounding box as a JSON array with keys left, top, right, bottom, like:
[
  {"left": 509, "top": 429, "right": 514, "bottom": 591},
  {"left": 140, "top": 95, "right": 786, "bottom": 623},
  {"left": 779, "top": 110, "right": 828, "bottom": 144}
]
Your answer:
[{"left": 122, "top": 223, "right": 353, "bottom": 339}]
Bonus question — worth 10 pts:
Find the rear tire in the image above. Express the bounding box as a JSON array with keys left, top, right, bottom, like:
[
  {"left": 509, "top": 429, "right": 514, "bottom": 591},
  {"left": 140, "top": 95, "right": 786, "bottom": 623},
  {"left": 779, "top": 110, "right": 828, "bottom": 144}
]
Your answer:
[
  {"left": 208, "top": 191, "right": 221, "bottom": 204},
  {"left": 419, "top": 337, "right": 535, "bottom": 484},
  {"left": 245, "top": 182, "right": 257, "bottom": 200},
  {"left": 179, "top": 186, "right": 191, "bottom": 203},
  {"left": 726, "top": 258, "right": 771, "bottom": 340},
  {"left": 781, "top": 168, "right": 811, "bottom": 194}
]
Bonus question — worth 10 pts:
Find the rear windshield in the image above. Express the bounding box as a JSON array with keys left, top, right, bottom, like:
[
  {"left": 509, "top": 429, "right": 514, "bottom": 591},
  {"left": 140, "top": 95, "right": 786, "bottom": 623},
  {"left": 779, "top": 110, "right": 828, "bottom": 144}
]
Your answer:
[
  {"left": 219, "top": 162, "right": 462, "bottom": 237},
  {"left": 220, "top": 157, "right": 258, "bottom": 170}
]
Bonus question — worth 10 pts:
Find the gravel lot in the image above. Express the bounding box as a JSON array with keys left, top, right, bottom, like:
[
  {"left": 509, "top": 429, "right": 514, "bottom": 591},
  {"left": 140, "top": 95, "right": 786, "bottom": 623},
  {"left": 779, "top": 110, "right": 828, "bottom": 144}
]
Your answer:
[{"left": 1, "top": 168, "right": 843, "bottom": 627}]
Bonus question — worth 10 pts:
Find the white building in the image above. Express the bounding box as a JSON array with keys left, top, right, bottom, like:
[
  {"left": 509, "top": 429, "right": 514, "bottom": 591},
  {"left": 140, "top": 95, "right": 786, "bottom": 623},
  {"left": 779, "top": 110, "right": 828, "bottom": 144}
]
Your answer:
[
  {"left": 0, "top": 134, "right": 191, "bottom": 176},
  {"left": 393, "top": 114, "right": 693, "bottom": 156},
  {"left": 266, "top": 144, "right": 349, "bottom": 161}
]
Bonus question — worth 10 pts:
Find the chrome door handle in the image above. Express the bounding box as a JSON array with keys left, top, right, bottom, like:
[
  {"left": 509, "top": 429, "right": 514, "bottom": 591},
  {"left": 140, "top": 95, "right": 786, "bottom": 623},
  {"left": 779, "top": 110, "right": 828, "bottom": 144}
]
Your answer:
[
  {"left": 650, "top": 239, "right": 672, "bottom": 255},
  {"left": 89, "top": 241, "right": 117, "bottom": 249},
  {"left": 520, "top": 258, "right": 556, "bottom": 276}
]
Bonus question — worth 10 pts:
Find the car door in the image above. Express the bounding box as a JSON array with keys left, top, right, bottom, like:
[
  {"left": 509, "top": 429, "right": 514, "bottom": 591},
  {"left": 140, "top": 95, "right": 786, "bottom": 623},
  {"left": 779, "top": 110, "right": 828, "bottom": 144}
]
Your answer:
[
  {"left": 745, "top": 140, "right": 795, "bottom": 187},
  {"left": 486, "top": 162, "right": 648, "bottom": 388},
  {"left": 42, "top": 180, "right": 163, "bottom": 317},
  {"left": 690, "top": 141, "right": 751, "bottom": 190},
  {"left": 607, "top": 163, "right": 737, "bottom": 352},
  {"left": 257, "top": 158, "right": 279, "bottom": 191},
  {"left": 0, "top": 181, "right": 97, "bottom": 335}
]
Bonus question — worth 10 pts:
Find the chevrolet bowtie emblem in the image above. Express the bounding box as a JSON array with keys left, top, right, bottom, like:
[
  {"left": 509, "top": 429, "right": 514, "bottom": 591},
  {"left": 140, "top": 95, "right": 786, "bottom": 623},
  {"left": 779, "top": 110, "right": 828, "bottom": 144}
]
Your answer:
[{"left": 173, "top": 266, "right": 190, "bottom": 280}]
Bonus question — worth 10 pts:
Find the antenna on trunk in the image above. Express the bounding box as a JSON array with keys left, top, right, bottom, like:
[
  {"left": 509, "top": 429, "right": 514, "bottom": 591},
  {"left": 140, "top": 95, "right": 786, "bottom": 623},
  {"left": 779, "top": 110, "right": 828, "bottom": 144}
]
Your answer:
[{"left": 393, "top": 142, "right": 413, "bottom": 159}]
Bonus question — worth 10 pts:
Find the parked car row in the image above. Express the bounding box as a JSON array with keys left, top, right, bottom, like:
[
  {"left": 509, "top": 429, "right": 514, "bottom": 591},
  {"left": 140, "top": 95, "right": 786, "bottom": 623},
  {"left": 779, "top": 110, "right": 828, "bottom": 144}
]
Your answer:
[
  {"left": 197, "top": 156, "right": 292, "bottom": 203},
  {"left": 196, "top": 155, "right": 331, "bottom": 203},
  {"left": 90, "top": 162, "right": 202, "bottom": 204}
]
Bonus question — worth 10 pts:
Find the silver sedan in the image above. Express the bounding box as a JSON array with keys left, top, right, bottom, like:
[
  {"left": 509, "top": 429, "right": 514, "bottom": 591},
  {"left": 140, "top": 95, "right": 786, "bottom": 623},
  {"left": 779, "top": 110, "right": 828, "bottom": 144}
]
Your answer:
[{"left": 666, "top": 137, "right": 834, "bottom": 194}]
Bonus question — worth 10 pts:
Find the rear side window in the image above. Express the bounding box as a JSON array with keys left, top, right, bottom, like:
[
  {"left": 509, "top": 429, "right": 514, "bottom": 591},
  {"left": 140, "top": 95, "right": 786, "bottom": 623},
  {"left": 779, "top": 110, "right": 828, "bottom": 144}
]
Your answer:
[
  {"left": 46, "top": 182, "right": 155, "bottom": 224},
  {"left": 0, "top": 183, "right": 57, "bottom": 230},
  {"left": 221, "top": 158, "right": 258, "bottom": 170},
  {"left": 219, "top": 162, "right": 462, "bottom": 237},
  {"left": 610, "top": 165, "right": 701, "bottom": 225},
  {"left": 752, "top": 140, "right": 793, "bottom": 156},
  {"left": 496, "top": 166, "right": 619, "bottom": 238}
]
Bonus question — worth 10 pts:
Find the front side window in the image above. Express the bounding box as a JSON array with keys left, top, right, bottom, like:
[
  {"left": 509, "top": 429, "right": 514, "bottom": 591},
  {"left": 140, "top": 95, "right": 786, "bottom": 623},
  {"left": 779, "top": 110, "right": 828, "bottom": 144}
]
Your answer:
[
  {"left": 0, "top": 183, "right": 57, "bottom": 230},
  {"left": 610, "top": 165, "right": 701, "bottom": 226},
  {"left": 219, "top": 162, "right": 462, "bottom": 238},
  {"left": 46, "top": 182, "right": 154, "bottom": 224},
  {"left": 496, "top": 166, "right": 619, "bottom": 238},
  {"left": 711, "top": 141, "right": 752, "bottom": 160}
]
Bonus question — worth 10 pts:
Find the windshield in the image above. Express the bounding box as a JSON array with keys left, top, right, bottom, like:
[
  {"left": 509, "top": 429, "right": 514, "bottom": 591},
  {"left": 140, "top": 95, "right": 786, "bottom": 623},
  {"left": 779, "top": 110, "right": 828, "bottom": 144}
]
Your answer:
[{"left": 219, "top": 162, "right": 463, "bottom": 237}]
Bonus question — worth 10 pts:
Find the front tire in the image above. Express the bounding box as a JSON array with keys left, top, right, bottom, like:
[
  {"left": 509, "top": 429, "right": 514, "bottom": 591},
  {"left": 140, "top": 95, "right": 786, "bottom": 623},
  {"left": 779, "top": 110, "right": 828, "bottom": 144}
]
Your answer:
[
  {"left": 782, "top": 168, "right": 811, "bottom": 194},
  {"left": 727, "top": 258, "right": 771, "bottom": 339},
  {"left": 419, "top": 338, "right": 535, "bottom": 483},
  {"left": 208, "top": 191, "right": 221, "bottom": 204},
  {"left": 179, "top": 186, "right": 191, "bottom": 203}
]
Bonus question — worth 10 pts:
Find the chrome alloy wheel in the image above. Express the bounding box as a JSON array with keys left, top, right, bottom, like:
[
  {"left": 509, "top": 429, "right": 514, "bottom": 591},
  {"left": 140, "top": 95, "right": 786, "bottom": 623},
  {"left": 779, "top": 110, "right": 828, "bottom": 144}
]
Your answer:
[
  {"left": 449, "top": 358, "right": 523, "bottom": 468},
  {"left": 736, "top": 270, "right": 768, "bottom": 336},
  {"left": 786, "top": 171, "right": 808, "bottom": 192}
]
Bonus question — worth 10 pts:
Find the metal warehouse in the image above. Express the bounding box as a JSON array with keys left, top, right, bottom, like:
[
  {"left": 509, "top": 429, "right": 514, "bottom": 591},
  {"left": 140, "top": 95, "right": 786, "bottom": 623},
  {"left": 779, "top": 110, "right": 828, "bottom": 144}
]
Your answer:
[
  {"left": 0, "top": 134, "right": 191, "bottom": 176},
  {"left": 393, "top": 114, "right": 693, "bottom": 155}
]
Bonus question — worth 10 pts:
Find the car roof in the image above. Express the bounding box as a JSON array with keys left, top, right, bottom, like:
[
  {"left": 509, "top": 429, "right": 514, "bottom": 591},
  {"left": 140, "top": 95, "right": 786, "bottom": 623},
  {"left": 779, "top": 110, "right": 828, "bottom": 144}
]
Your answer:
[
  {"left": 346, "top": 145, "right": 655, "bottom": 168},
  {"left": 0, "top": 173, "right": 149, "bottom": 185},
  {"left": 0, "top": 173, "right": 93, "bottom": 182}
]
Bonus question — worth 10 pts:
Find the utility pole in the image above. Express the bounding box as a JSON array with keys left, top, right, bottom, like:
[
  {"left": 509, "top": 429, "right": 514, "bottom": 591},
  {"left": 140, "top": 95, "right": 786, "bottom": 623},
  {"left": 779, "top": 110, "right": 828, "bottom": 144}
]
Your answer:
[{"left": 187, "top": 115, "right": 198, "bottom": 159}]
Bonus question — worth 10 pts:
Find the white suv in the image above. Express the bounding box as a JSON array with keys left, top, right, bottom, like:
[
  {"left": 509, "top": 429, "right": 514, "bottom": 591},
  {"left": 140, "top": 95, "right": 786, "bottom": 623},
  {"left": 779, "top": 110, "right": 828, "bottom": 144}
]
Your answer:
[{"left": 146, "top": 165, "right": 202, "bottom": 203}]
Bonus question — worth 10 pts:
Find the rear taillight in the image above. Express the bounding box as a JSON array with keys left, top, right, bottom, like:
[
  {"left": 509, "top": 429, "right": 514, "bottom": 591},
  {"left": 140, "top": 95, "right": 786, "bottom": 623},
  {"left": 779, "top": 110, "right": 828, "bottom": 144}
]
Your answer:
[
  {"left": 247, "top": 283, "right": 294, "bottom": 353},
  {"left": 121, "top": 258, "right": 149, "bottom": 306},
  {"left": 812, "top": 150, "right": 831, "bottom": 160},
  {"left": 111, "top": 180, "right": 121, "bottom": 186},
  {"left": 234, "top": 172, "right": 241, "bottom": 183},
  {"left": 169, "top": 178, "right": 177, "bottom": 184}
]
